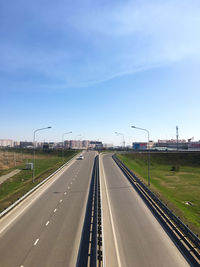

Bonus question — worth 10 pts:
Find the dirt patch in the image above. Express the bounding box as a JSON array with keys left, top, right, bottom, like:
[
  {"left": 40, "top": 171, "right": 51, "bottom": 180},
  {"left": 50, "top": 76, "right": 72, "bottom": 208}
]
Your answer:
[{"left": 0, "top": 151, "right": 48, "bottom": 170}]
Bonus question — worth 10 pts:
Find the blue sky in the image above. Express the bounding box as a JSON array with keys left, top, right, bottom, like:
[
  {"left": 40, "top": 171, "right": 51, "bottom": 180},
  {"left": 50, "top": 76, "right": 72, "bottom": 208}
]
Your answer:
[{"left": 1, "top": 0, "right": 200, "bottom": 145}]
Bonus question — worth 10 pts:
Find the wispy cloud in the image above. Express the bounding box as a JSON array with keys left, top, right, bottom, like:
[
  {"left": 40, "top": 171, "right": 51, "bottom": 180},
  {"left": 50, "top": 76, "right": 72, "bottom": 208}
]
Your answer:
[
  {"left": 1, "top": 0, "right": 200, "bottom": 90},
  {"left": 71, "top": 0, "right": 200, "bottom": 61}
]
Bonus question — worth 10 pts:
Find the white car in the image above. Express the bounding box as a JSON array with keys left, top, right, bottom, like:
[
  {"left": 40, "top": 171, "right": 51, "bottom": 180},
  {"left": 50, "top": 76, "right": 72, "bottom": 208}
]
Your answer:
[{"left": 77, "top": 155, "right": 84, "bottom": 160}]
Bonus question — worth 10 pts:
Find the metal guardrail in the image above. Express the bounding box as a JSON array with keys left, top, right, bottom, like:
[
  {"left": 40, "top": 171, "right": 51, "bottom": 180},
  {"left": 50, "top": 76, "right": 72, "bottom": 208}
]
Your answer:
[
  {"left": 112, "top": 154, "right": 200, "bottom": 265},
  {"left": 0, "top": 153, "right": 79, "bottom": 218},
  {"left": 76, "top": 155, "right": 103, "bottom": 267}
]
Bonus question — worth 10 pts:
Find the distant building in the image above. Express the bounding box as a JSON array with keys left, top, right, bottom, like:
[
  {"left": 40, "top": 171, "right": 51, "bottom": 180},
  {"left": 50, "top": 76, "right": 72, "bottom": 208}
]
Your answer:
[
  {"left": 188, "top": 142, "right": 200, "bottom": 151},
  {"left": 82, "top": 140, "right": 91, "bottom": 148},
  {"left": 103, "top": 143, "right": 113, "bottom": 149},
  {"left": 155, "top": 140, "right": 187, "bottom": 150},
  {"left": 35, "top": 142, "right": 43, "bottom": 148},
  {"left": 56, "top": 142, "right": 63, "bottom": 148},
  {"left": 64, "top": 140, "right": 70, "bottom": 149},
  {"left": 42, "top": 142, "right": 55, "bottom": 150},
  {"left": 20, "top": 141, "right": 33, "bottom": 148},
  {"left": 157, "top": 139, "right": 187, "bottom": 143},
  {"left": 63, "top": 140, "right": 103, "bottom": 149},
  {"left": 132, "top": 141, "right": 154, "bottom": 150},
  {"left": 13, "top": 141, "right": 20, "bottom": 147},
  {"left": 68, "top": 140, "right": 82, "bottom": 149},
  {"left": 132, "top": 139, "right": 200, "bottom": 151},
  {"left": 0, "top": 139, "right": 13, "bottom": 147},
  {"left": 132, "top": 142, "right": 147, "bottom": 150},
  {"left": 64, "top": 140, "right": 84, "bottom": 149},
  {"left": 90, "top": 141, "right": 103, "bottom": 150}
]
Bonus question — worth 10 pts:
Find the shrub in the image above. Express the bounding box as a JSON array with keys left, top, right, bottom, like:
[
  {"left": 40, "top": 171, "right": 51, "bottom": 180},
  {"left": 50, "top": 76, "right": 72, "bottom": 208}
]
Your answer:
[{"left": 171, "top": 165, "right": 180, "bottom": 172}]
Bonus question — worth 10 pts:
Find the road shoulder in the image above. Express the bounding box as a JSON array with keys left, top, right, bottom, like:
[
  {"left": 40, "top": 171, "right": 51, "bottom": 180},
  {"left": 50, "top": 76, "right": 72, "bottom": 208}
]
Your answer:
[{"left": 99, "top": 153, "right": 121, "bottom": 267}]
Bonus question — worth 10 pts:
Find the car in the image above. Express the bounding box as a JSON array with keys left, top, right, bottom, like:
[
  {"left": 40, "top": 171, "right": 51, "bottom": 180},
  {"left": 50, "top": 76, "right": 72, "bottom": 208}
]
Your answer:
[{"left": 77, "top": 155, "right": 84, "bottom": 160}]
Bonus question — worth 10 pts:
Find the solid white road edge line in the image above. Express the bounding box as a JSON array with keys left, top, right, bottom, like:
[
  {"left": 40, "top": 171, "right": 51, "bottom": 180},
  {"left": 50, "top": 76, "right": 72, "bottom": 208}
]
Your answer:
[
  {"left": 0, "top": 153, "right": 80, "bottom": 235},
  {"left": 99, "top": 154, "right": 106, "bottom": 267},
  {"left": 101, "top": 154, "right": 122, "bottom": 267},
  {"left": 68, "top": 151, "right": 97, "bottom": 266},
  {"left": 34, "top": 238, "right": 39, "bottom": 246},
  {"left": 0, "top": 152, "right": 80, "bottom": 219}
]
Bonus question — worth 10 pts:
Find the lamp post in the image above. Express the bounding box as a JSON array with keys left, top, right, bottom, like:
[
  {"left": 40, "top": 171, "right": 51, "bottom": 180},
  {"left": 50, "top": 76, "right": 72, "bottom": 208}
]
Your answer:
[
  {"left": 62, "top": 131, "right": 72, "bottom": 162},
  {"left": 115, "top": 132, "right": 125, "bottom": 148},
  {"left": 131, "top": 126, "right": 150, "bottom": 186},
  {"left": 32, "top": 126, "right": 52, "bottom": 183}
]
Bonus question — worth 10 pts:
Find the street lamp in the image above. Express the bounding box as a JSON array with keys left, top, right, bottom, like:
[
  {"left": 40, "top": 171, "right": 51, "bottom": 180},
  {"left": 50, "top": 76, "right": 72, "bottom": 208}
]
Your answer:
[
  {"left": 32, "top": 126, "right": 52, "bottom": 183},
  {"left": 131, "top": 126, "right": 150, "bottom": 186},
  {"left": 115, "top": 132, "right": 125, "bottom": 148},
  {"left": 62, "top": 131, "right": 72, "bottom": 162}
]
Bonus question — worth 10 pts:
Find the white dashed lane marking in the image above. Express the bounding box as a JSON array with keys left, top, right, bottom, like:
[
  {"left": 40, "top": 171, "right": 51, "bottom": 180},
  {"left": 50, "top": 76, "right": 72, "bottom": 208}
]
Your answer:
[
  {"left": 34, "top": 238, "right": 39, "bottom": 246},
  {"left": 60, "top": 199, "right": 63, "bottom": 203},
  {"left": 54, "top": 209, "right": 57, "bottom": 213},
  {"left": 46, "top": 221, "right": 49, "bottom": 226}
]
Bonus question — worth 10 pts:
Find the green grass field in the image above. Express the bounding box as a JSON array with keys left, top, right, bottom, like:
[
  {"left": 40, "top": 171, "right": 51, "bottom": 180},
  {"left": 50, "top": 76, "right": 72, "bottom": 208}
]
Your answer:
[
  {"left": 0, "top": 150, "right": 78, "bottom": 212},
  {"left": 117, "top": 152, "right": 200, "bottom": 236}
]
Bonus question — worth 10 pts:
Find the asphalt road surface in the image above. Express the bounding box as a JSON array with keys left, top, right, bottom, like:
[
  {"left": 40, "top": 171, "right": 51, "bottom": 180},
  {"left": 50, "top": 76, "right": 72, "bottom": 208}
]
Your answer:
[
  {"left": 0, "top": 151, "right": 96, "bottom": 267},
  {"left": 100, "top": 153, "right": 190, "bottom": 267}
]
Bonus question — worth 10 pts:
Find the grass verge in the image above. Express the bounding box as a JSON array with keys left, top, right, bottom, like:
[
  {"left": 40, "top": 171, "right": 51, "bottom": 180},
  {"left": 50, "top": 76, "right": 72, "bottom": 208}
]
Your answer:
[
  {"left": 117, "top": 152, "right": 200, "bottom": 236},
  {"left": 0, "top": 150, "right": 78, "bottom": 213}
]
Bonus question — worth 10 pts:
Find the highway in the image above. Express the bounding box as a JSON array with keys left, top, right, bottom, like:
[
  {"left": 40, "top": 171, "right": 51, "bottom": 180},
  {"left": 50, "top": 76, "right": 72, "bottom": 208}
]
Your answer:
[
  {"left": 0, "top": 151, "right": 195, "bottom": 266},
  {"left": 0, "top": 151, "right": 96, "bottom": 267},
  {"left": 100, "top": 153, "right": 190, "bottom": 267}
]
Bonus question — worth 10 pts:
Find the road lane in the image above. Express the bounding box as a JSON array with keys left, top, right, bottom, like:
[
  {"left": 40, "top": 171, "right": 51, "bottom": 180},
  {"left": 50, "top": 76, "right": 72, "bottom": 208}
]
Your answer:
[
  {"left": 0, "top": 151, "right": 96, "bottom": 267},
  {"left": 100, "top": 153, "right": 190, "bottom": 267}
]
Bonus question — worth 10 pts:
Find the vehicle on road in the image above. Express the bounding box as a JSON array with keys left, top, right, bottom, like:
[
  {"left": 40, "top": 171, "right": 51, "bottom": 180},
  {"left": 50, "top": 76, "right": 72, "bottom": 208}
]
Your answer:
[{"left": 77, "top": 155, "right": 84, "bottom": 160}]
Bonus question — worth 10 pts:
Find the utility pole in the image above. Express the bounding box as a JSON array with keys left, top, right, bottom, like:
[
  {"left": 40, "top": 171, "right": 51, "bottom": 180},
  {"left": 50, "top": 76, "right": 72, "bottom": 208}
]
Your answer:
[{"left": 176, "top": 126, "right": 179, "bottom": 151}]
